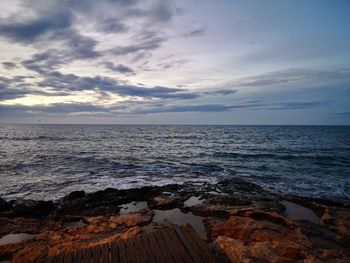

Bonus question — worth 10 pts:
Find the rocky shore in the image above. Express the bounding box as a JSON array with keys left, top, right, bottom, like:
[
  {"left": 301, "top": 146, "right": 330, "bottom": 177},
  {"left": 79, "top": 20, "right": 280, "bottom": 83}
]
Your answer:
[{"left": 0, "top": 179, "right": 349, "bottom": 263}]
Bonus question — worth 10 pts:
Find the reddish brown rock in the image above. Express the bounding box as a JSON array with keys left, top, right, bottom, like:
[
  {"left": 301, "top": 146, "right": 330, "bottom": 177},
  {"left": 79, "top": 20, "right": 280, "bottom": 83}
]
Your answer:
[
  {"left": 1, "top": 213, "right": 152, "bottom": 263},
  {"left": 320, "top": 207, "right": 350, "bottom": 237},
  {"left": 210, "top": 210, "right": 312, "bottom": 262},
  {"left": 148, "top": 197, "right": 176, "bottom": 209}
]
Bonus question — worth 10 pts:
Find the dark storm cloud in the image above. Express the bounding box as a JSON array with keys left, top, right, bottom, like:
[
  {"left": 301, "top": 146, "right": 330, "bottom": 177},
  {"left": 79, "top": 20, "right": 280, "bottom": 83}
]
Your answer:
[
  {"left": 2, "top": 62, "right": 17, "bottom": 70},
  {"left": 35, "top": 70, "right": 199, "bottom": 99},
  {"left": 0, "top": 12, "right": 73, "bottom": 42},
  {"left": 102, "top": 62, "right": 135, "bottom": 75}
]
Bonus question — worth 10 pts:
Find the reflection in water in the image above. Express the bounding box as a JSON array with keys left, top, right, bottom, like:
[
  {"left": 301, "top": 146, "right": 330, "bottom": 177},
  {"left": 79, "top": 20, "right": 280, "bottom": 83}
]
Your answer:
[
  {"left": 63, "top": 219, "right": 86, "bottom": 228},
  {"left": 0, "top": 233, "right": 36, "bottom": 246},
  {"left": 144, "top": 208, "right": 206, "bottom": 239},
  {"left": 282, "top": 201, "right": 319, "bottom": 224},
  {"left": 184, "top": 196, "right": 203, "bottom": 206},
  {"left": 119, "top": 201, "right": 148, "bottom": 214}
]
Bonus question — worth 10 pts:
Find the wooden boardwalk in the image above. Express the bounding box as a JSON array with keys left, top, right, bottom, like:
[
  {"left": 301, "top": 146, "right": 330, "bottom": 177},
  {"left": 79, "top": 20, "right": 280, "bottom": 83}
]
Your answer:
[{"left": 34, "top": 224, "right": 217, "bottom": 263}]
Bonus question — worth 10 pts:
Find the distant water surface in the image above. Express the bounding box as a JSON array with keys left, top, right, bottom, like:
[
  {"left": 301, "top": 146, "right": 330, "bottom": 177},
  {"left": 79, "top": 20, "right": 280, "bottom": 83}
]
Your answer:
[{"left": 0, "top": 124, "right": 349, "bottom": 203}]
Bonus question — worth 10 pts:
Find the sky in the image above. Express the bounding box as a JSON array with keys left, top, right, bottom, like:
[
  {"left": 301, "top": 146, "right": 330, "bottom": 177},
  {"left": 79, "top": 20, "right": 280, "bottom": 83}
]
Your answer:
[{"left": 0, "top": 0, "right": 349, "bottom": 125}]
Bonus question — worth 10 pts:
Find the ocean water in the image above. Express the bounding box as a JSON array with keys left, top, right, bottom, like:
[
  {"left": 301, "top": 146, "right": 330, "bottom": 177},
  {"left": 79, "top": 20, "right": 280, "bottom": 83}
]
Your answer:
[{"left": 0, "top": 124, "right": 349, "bottom": 203}]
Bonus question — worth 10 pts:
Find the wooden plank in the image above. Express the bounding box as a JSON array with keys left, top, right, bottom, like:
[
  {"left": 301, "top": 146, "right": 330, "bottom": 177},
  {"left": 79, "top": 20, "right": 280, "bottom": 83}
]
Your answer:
[
  {"left": 133, "top": 235, "right": 147, "bottom": 263},
  {"left": 159, "top": 228, "right": 182, "bottom": 263},
  {"left": 184, "top": 225, "right": 216, "bottom": 263},
  {"left": 92, "top": 244, "right": 101, "bottom": 263},
  {"left": 174, "top": 225, "right": 203, "bottom": 263},
  {"left": 180, "top": 225, "right": 209, "bottom": 263},
  {"left": 149, "top": 230, "right": 174, "bottom": 263},
  {"left": 140, "top": 233, "right": 159, "bottom": 263},
  {"left": 54, "top": 251, "right": 65, "bottom": 263},
  {"left": 34, "top": 255, "right": 46, "bottom": 263},
  {"left": 147, "top": 232, "right": 167, "bottom": 263},
  {"left": 74, "top": 249, "right": 84, "bottom": 263},
  {"left": 82, "top": 247, "right": 92, "bottom": 263},
  {"left": 110, "top": 240, "right": 119, "bottom": 263},
  {"left": 63, "top": 251, "right": 74, "bottom": 263},
  {"left": 117, "top": 239, "right": 127, "bottom": 263},
  {"left": 166, "top": 228, "right": 194, "bottom": 263},
  {"left": 126, "top": 238, "right": 137, "bottom": 263},
  {"left": 44, "top": 256, "right": 55, "bottom": 263},
  {"left": 101, "top": 243, "right": 110, "bottom": 263}
]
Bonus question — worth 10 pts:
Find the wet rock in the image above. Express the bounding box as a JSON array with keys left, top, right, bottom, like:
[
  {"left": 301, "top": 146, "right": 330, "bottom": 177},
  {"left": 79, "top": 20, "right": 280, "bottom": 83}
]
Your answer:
[
  {"left": 190, "top": 205, "right": 230, "bottom": 218},
  {"left": 320, "top": 207, "right": 350, "bottom": 237},
  {"left": 148, "top": 197, "right": 176, "bottom": 210},
  {"left": 12, "top": 200, "right": 56, "bottom": 218},
  {"left": 1, "top": 213, "right": 152, "bottom": 262},
  {"left": 64, "top": 191, "right": 86, "bottom": 201},
  {"left": 0, "top": 198, "right": 13, "bottom": 212},
  {"left": 211, "top": 196, "right": 252, "bottom": 206},
  {"left": 209, "top": 210, "right": 312, "bottom": 262}
]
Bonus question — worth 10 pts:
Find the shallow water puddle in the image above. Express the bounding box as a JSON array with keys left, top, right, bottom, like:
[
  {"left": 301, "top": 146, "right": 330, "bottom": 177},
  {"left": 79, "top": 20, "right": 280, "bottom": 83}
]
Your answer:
[
  {"left": 184, "top": 196, "right": 203, "bottom": 206},
  {"left": 119, "top": 201, "right": 148, "bottom": 214},
  {"left": 282, "top": 201, "right": 319, "bottom": 224},
  {"left": 63, "top": 219, "right": 86, "bottom": 228},
  {"left": 143, "top": 208, "right": 207, "bottom": 239},
  {"left": 0, "top": 233, "right": 37, "bottom": 246}
]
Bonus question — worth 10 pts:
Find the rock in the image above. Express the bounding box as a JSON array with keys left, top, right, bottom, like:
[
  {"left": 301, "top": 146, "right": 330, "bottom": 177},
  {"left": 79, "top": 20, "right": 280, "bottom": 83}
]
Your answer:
[
  {"left": 148, "top": 197, "right": 176, "bottom": 209},
  {"left": 209, "top": 210, "right": 312, "bottom": 262},
  {"left": 320, "top": 207, "right": 350, "bottom": 237},
  {"left": 190, "top": 205, "right": 230, "bottom": 218},
  {"left": 64, "top": 190, "right": 86, "bottom": 200},
  {"left": 0, "top": 198, "right": 13, "bottom": 212},
  {"left": 13, "top": 200, "right": 56, "bottom": 217},
  {"left": 211, "top": 196, "right": 252, "bottom": 206}
]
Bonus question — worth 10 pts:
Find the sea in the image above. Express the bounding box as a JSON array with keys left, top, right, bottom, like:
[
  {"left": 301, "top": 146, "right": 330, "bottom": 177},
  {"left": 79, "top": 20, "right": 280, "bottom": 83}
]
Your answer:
[{"left": 0, "top": 124, "right": 349, "bottom": 203}]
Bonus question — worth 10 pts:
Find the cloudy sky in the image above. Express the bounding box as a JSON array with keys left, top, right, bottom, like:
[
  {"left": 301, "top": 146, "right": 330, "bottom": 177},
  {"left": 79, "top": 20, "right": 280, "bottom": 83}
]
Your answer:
[{"left": 0, "top": 0, "right": 349, "bottom": 124}]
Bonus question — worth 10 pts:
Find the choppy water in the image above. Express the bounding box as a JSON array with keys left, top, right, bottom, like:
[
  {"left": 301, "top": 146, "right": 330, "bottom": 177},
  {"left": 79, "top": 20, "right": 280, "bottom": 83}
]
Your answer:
[{"left": 0, "top": 124, "right": 349, "bottom": 203}]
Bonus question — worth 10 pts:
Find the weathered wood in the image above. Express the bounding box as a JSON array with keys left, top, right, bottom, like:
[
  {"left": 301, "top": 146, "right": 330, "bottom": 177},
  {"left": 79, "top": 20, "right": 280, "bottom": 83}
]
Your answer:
[
  {"left": 140, "top": 233, "right": 157, "bottom": 263},
  {"left": 92, "top": 244, "right": 101, "bottom": 263},
  {"left": 53, "top": 251, "right": 65, "bottom": 263},
  {"left": 180, "top": 225, "right": 209, "bottom": 263},
  {"left": 82, "top": 247, "right": 92, "bottom": 263},
  {"left": 63, "top": 251, "right": 74, "bottom": 263},
  {"left": 126, "top": 238, "right": 137, "bottom": 263},
  {"left": 149, "top": 231, "right": 173, "bottom": 263},
  {"left": 160, "top": 229, "right": 183, "bottom": 263},
  {"left": 117, "top": 239, "right": 127, "bottom": 263},
  {"left": 101, "top": 243, "right": 110, "bottom": 263},
  {"left": 174, "top": 225, "right": 203, "bottom": 263},
  {"left": 110, "top": 240, "right": 119, "bottom": 263},
  {"left": 38, "top": 225, "right": 216, "bottom": 263},
  {"left": 184, "top": 224, "right": 216, "bottom": 263},
  {"left": 74, "top": 249, "right": 84, "bottom": 263},
  {"left": 166, "top": 228, "right": 194, "bottom": 263}
]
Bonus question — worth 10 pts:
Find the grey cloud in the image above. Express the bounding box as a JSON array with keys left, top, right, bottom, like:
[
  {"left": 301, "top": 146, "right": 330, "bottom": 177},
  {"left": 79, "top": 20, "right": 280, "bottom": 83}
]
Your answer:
[
  {"left": 233, "top": 68, "right": 350, "bottom": 88},
  {"left": 98, "top": 18, "right": 128, "bottom": 33},
  {"left": 0, "top": 11, "right": 73, "bottom": 42},
  {"left": 36, "top": 70, "right": 199, "bottom": 99},
  {"left": 186, "top": 28, "right": 205, "bottom": 37},
  {"left": 202, "top": 89, "right": 237, "bottom": 96},
  {"left": 112, "top": 36, "right": 166, "bottom": 55},
  {"left": 268, "top": 100, "right": 329, "bottom": 110},
  {"left": 102, "top": 62, "right": 135, "bottom": 75},
  {"left": 2, "top": 62, "right": 17, "bottom": 70}
]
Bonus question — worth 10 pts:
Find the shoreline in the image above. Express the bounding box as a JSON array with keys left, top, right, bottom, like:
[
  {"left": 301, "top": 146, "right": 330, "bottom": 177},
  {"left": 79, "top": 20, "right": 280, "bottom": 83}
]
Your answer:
[{"left": 1, "top": 179, "right": 349, "bottom": 262}]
